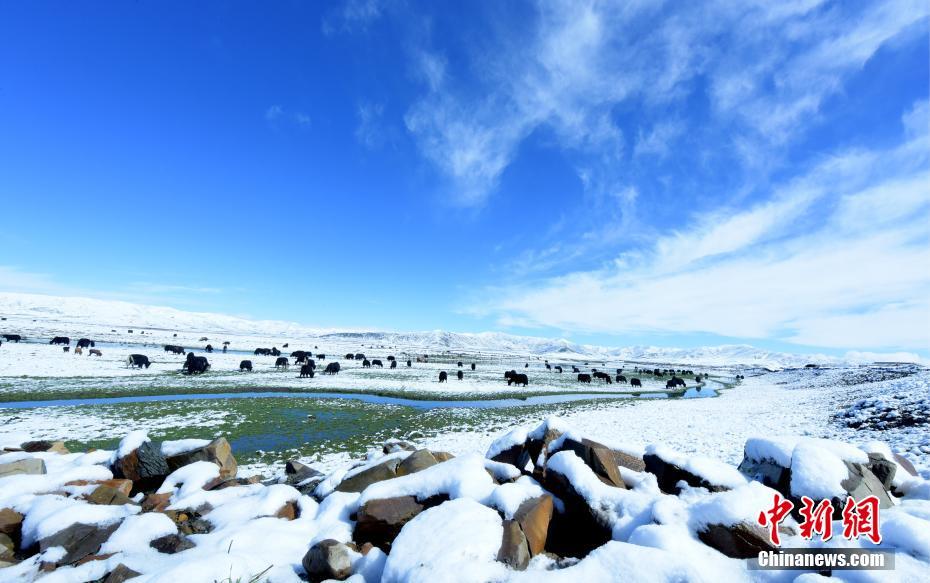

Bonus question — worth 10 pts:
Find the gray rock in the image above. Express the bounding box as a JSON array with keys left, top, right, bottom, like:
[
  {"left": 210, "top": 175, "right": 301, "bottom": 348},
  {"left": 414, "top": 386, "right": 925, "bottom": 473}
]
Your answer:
[
  {"left": 112, "top": 441, "right": 169, "bottom": 492},
  {"left": 150, "top": 533, "right": 196, "bottom": 554},
  {"left": 866, "top": 453, "right": 896, "bottom": 492},
  {"left": 302, "top": 539, "right": 353, "bottom": 582},
  {"left": 0, "top": 458, "right": 46, "bottom": 478},
  {"left": 396, "top": 450, "right": 438, "bottom": 477},
  {"left": 698, "top": 522, "right": 776, "bottom": 559},
  {"left": 738, "top": 456, "right": 791, "bottom": 497},
  {"left": 497, "top": 520, "right": 530, "bottom": 570},
  {"left": 644, "top": 453, "right": 732, "bottom": 494},
  {"left": 892, "top": 453, "right": 918, "bottom": 477},
  {"left": 38, "top": 521, "right": 120, "bottom": 565},
  {"left": 612, "top": 449, "right": 646, "bottom": 473},
  {"left": 489, "top": 443, "right": 530, "bottom": 471},
  {"left": 336, "top": 458, "right": 399, "bottom": 493},
  {"left": 841, "top": 461, "right": 894, "bottom": 510}
]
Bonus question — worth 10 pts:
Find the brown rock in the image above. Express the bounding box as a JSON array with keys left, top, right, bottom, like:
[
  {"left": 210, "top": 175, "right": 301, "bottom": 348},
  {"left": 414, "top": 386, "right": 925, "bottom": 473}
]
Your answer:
[
  {"left": 0, "top": 532, "right": 14, "bottom": 562},
  {"left": 165, "top": 438, "right": 237, "bottom": 480},
  {"left": 0, "top": 508, "right": 24, "bottom": 539},
  {"left": 612, "top": 449, "right": 646, "bottom": 473},
  {"left": 86, "top": 485, "right": 135, "bottom": 506},
  {"left": 553, "top": 438, "right": 625, "bottom": 488},
  {"left": 141, "top": 492, "right": 172, "bottom": 513},
  {"left": 336, "top": 458, "right": 399, "bottom": 493},
  {"left": 541, "top": 465, "right": 612, "bottom": 558},
  {"left": 150, "top": 533, "right": 195, "bottom": 554},
  {"left": 104, "top": 563, "right": 143, "bottom": 583},
  {"left": 354, "top": 496, "right": 425, "bottom": 551},
  {"left": 513, "top": 495, "right": 553, "bottom": 556},
  {"left": 432, "top": 451, "right": 455, "bottom": 463},
  {"left": 395, "top": 450, "right": 438, "bottom": 477},
  {"left": 497, "top": 519, "right": 530, "bottom": 570},
  {"left": 275, "top": 500, "right": 300, "bottom": 520},
  {"left": 65, "top": 479, "right": 134, "bottom": 496},
  {"left": 698, "top": 522, "right": 776, "bottom": 559}
]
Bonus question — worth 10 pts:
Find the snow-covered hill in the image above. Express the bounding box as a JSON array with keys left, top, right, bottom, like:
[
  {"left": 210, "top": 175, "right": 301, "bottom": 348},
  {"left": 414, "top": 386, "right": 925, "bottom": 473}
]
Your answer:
[{"left": 0, "top": 292, "right": 922, "bottom": 368}]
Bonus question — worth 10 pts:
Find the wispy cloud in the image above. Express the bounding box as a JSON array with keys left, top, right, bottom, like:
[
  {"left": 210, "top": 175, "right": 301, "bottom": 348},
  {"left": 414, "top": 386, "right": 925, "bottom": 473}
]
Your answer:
[
  {"left": 355, "top": 101, "right": 386, "bottom": 149},
  {"left": 322, "top": 0, "right": 384, "bottom": 35},
  {"left": 264, "top": 105, "right": 311, "bottom": 128},
  {"left": 400, "top": 0, "right": 927, "bottom": 206},
  {"left": 478, "top": 126, "right": 930, "bottom": 350}
]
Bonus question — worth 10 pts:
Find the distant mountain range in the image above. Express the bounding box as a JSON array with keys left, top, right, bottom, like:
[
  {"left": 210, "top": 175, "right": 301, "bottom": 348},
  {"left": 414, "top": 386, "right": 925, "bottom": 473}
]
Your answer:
[{"left": 0, "top": 291, "right": 922, "bottom": 368}]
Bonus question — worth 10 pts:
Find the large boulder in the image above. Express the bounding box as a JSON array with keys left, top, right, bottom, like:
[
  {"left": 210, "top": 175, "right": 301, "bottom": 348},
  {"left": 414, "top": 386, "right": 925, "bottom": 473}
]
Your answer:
[
  {"left": 644, "top": 451, "right": 737, "bottom": 494},
  {"left": 354, "top": 496, "right": 425, "bottom": 551},
  {"left": 697, "top": 522, "right": 776, "bottom": 559},
  {"left": 38, "top": 521, "right": 121, "bottom": 565},
  {"left": 541, "top": 464, "right": 612, "bottom": 558},
  {"left": 302, "top": 539, "right": 353, "bottom": 582},
  {"left": 551, "top": 438, "right": 625, "bottom": 488},
  {"left": 112, "top": 441, "right": 170, "bottom": 493},
  {"left": 165, "top": 438, "right": 237, "bottom": 480},
  {"left": 497, "top": 519, "right": 530, "bottom": 570},
  {"left": 336, "top": 458, "right": 400, "bottom": 493},
  {"left": 396, "top": 449, "right": 439, "bottom": 477},
  {"left": 737, "top": 456, "right": 791, "bottom": 498},
  {"left": 513, "top": 495, "right": 553, "bottom": 557},
  {"left": 0, "top": 458, "right": 46, "bottom": 478}
]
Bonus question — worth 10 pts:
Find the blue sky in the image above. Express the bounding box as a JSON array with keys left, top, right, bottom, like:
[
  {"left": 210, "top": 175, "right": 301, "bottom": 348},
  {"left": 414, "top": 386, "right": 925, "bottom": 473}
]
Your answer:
[{"left": 1, "top": 0, "right": 928, "bottom": 356}]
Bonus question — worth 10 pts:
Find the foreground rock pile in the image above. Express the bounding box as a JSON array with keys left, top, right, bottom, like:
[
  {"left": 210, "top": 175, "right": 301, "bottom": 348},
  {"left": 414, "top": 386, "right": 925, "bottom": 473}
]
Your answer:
[{"left": 0, "top": 421, "right": 928, "bottom": 582}]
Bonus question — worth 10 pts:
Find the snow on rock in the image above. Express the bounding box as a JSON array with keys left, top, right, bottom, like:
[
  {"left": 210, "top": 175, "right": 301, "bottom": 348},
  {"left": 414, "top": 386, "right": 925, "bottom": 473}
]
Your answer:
[
  {"left": 19, "top": 494, "right": 139, "bottom": 547},
  {"left": 116, "top": 430, "right": 150, "bottom": 459},
  {"left": 99, "top": 512, "right": 177, "bottom": 554},
  {"left": 358, "top": 454, "right": 497, "bottom": 506},
  {"left": 380, "top": 498, "right": 508, "bottom": 583},
  {"left": 789, "top": 442, "right": 855, "bottom": 500},
  {"left": 160, "top": 439, "right": 211, "bottom": 458}
]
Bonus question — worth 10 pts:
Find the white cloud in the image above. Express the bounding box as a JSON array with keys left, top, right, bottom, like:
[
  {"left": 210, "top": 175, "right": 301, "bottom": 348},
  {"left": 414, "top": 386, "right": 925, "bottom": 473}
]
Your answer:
[
  {"left": 265, "top": 104, "right": 283, "bottom": 121},
  {"left": 355, "top": 101, "right": 386, "bottom": 149},
  {"left": 322, "top": 0, "right": 384, "bottom": 35},
  {"left": 480, "top": 134, "right": 930, "bottom": 351},
  {"left": 400, "top": 0, "right": 928, "bottom": 206}
]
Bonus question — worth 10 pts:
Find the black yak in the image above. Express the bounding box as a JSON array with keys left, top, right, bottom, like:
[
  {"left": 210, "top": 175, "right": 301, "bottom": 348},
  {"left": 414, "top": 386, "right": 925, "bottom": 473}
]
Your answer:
[
  {"left": 240, "top": 360, "right": 253, "bottom": 371},
  {"left": 275, "top": 357, "right": 289, "bottom": 370},
  {"left": 577, "top": 373, "right": 592, "bottom": 383},
  {"left": 324, "top": 362, "right": 340, "bottom": 374},
  {"left": 127, "top": 354, "right": 151, "bottom": 369},
  {"left": 439, "top": 371, "right": 448, "bottom": 382}
]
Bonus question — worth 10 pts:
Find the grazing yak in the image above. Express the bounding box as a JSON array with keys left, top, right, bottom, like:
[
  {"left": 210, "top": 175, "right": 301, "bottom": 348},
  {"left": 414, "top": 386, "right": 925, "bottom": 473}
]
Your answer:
[
  {"left": 406, "top": 359, "right": 412, "bottom": 367},
  {"left": 74, "top": 347, "right": 83, "bottom": 356},
  {"left": 572, "top": 366, "right": 580, "bottom": 373},
  {"left": 292, "top": 351, "right": 310, "bottom": 364},
  {"left": 554, "top": 366, "right": 562, "bottom": 373},
  {"left": 239, "top": 360, "right": 253, "bottom": 372},
  {"left": 438, "top": 371, "right": 448, "bottom": 383},
  {"left": 362, "top": 359, "right": 371, "bottom": 368},
  {"left": 127, "top": 354, "right": 151, "bottom": 369},
  {"left": 270, "top": 347, "right": 281, "bottom": 357},
  {"left": 666, "top": 377, "right": 686, "bottom": 389},
  {"left": 372, "top": 359, "right": 383, "bottom": 368},
  {"left": 2, "top": 334, "right": 22, "bottom": 342},
  {"left": 345, "top": 353, "right": 355, "bottom": 360},
  {"left": 199, "top": 337, "right": 209, "bottom": 341},
  {"left": 577, "top": 373, "right": 592, "bottom": 383},
  {"left": 457, "top": 370, "right": 463, "bottom": 380},
  {"left": 471, "top": 363, "right": 476, "bottom": 371},
  {"left": 355, "top": 353, "right": 365, "bottom": 360},
  {"left": 316, "top": 354, "right": 326, "bottom": 360},
  {"left": 457, "top": 361, "right": 463, "bottom": 368},
  {"left": 387, "top": 355, "right": 395, "bottom": 361},
  {"left": 616, "top": 375, "right": 627, "bottom": 384},
  {"left": 324, "top": 362, "right": 340, "bottom": 375},
  {"left": 164, "top": 345, "right": 185, "bottom": 355},
  {"left": 50, "top": 336, "right": 70, "bottom": 345},
  {"left": 282, "top": 343, "right": 289, "bottom": 348},
  {"left": 630, "top": 378, "right": 642, "bottom": 387},
  {"left": 300, "top": 364, "right": 315, "bottom": 378},
  {"left": 254, "top": 348, "right": 272, "bottom": 356},
  {"left": 275, "top": 357, "right": 289, "bottom": 370},
  {"left": 205, "top": 344, "right": 214, "bottom": 353},
  {"left": 695, "top": 375, "right": 703, "bottom": 383},
  {"left": 505, "top": 370, "right": 529, "bottom": 387},
  {"left": 593, "top": 371, "right": 612, "bottom": 384},
  {"left": 62, "top": 346, "right": 69, "bottom": 353},
  {"left": 545, "top": 363, "right": 551, "bottom": 370},
  {"left": 390, "top": 360, "right": 397, "bottom": 369},
  {"left": 89, "top": 349, "right": 102, "bottom": 357},
  {"left": 185, "top": 353, "right": 210, "bottom": 375},
  {"left": 77, "top": 338, "right": 95, "bottom": 348}
]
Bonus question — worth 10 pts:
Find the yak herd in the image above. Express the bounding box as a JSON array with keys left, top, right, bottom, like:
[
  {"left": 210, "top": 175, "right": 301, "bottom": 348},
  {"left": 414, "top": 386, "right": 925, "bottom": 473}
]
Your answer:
[{"left": 0, "top": 332, "right": 710, "bottom": 390}]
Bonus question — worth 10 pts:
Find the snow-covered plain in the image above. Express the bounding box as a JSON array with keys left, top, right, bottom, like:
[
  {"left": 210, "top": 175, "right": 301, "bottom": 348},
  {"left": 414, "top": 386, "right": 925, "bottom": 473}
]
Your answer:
[{"left": 1, "top": 293, "right": 929, "bottom": 581}]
